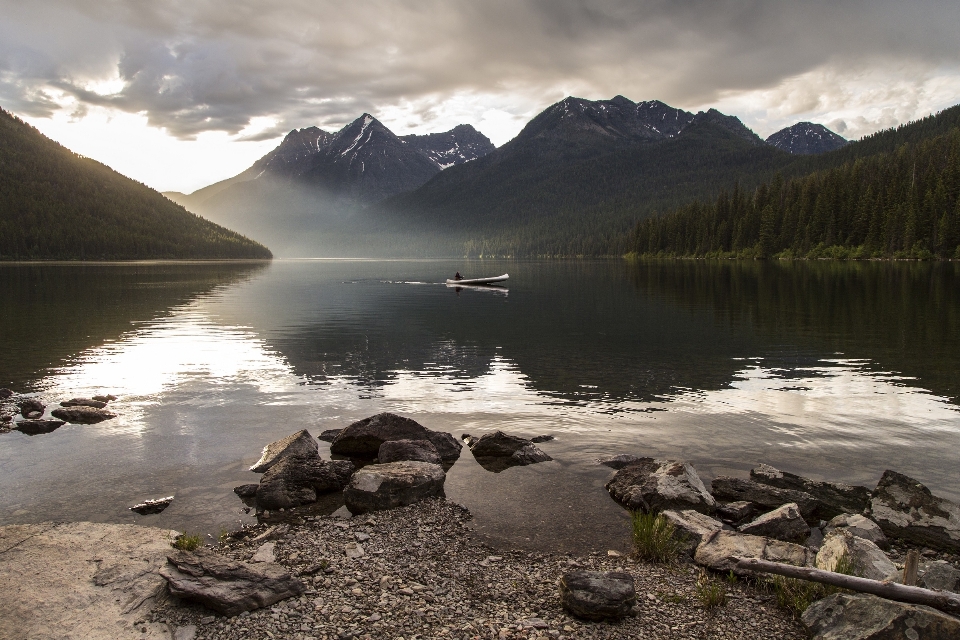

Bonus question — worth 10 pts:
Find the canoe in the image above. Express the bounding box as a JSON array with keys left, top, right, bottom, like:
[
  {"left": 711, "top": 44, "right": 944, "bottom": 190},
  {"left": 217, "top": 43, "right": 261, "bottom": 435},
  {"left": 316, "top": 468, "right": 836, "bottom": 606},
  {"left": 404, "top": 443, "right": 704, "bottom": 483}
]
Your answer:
[{"left": 445, "top": 274, "right": 509, "bottom": 285}]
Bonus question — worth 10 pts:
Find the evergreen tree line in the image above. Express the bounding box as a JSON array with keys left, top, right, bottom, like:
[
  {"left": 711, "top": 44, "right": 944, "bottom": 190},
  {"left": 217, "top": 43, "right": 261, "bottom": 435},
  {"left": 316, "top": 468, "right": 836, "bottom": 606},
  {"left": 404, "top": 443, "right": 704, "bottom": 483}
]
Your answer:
[
  {"left": 628, "top": 127, "right": 960, "bottom": 260},
  {"left": 0, "top": 108, "right": 272, "bottom": 260}
]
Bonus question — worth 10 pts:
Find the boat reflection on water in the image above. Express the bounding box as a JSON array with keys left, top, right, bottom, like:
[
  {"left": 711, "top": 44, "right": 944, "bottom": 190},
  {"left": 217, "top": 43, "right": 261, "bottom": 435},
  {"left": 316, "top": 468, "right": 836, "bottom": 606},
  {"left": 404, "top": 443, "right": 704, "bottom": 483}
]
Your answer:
[{"left": 446, "top": 282, "right": 509, "bottom": 296}]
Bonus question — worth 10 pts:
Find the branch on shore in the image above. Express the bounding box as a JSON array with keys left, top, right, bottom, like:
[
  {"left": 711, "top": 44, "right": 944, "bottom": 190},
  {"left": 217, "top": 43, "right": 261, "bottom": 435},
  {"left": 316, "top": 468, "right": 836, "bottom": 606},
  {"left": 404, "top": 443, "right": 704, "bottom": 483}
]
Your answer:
[{"left": 734, "top": 557, "right": 960, "bottom": 615}]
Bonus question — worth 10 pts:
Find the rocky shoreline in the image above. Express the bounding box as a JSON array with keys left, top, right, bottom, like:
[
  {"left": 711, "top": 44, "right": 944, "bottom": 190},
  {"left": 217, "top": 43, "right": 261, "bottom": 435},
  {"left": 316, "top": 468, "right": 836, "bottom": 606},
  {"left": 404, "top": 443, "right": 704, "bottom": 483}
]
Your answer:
[
  {"left": 146, "top": 498, "right": 806, "bottom": 640},
  {"left": 2, "top": 400, "right": 959, "bottom": 639}
]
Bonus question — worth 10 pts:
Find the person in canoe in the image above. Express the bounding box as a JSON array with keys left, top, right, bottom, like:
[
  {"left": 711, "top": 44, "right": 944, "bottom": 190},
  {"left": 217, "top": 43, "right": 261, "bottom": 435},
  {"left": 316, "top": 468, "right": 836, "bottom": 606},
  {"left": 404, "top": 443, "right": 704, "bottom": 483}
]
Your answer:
[{"left": 454, "top": 272, "right": 463, "bottom": 281}]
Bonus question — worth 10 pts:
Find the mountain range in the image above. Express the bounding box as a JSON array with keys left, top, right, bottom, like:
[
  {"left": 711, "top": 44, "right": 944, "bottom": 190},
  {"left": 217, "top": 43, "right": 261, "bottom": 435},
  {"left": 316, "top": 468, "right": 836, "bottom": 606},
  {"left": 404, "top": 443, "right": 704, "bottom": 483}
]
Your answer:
[{"left": 168, "top": 96, "right": 849, "bottom": 257}]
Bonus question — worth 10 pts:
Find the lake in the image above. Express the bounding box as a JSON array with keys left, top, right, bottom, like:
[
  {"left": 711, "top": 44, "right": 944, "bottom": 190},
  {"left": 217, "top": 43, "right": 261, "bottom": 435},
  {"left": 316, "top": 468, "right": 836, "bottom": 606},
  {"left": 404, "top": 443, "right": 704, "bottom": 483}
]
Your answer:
[{"left": 1, "top": 259, "right": 958, "bottom": 552}]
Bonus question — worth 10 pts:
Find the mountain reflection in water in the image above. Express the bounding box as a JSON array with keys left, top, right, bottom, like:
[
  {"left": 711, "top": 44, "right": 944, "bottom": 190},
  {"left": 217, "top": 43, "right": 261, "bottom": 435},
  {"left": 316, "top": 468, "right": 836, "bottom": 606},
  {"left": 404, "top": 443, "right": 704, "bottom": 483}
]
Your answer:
[{"left": 0, "top": 259, "right": 957, "bottom": 552}]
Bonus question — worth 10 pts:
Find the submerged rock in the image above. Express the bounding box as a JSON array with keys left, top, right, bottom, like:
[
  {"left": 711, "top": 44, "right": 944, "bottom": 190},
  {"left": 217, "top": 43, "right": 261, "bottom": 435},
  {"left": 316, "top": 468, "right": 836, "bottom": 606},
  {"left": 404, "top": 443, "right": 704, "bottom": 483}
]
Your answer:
[
  {"left": 249, "top": 430, "right": 319, "bottom": 473},
  {"left": 867, "top": 470, "right": 960, "bottom": 553},
  {"left": 802, "top": 593, "right": 960, "bottom": 640},
  {"left": 597, "top": 454, "right": 644, "bottom": 470},
  {"left": 693, "top": 530, "right": 814, "bottom": 574},
  {"left": 60, "top": 398, "right": 108, "bottom": 409},
  {"left": 129, "top": 496, "right": 174, "bottom": 515},
  {"left": 559, "top": 570, "right": 636, "bottom": 621},
  {"left": 711, "top": 476, "right": 819, "bottom": 522},
  {"left": 530, "top": 435, "right": 555, "bottom": 443},
  {"left": 606, "top": 458, "right": 715, "bottom": 514},
  {"left": 823, "top": 513, "right": 889, "bottom": 550},
  {"left": 330, "top": 413, "right": 461, "bottom": 464},
  {"left": 738, "top": 503, "right": 810, "bottom": 543},
  {"left": 50, "top": 406, "right": 117, "bottom": 424},
  {"left": 815, "top": 530, "right": 898, "bottom": 582},
  {"left": 378, "top": 439, "right": 442, "bottom": 465},
  {"left": 160, "top": 549, "right": 304, "bottom": 616},
  {"left": 13, "top": 419, "right": 65, "bottom": 435},
  {"left": 0, "top": 388, "right": 14, "bottom": 400},
  {"left": 468, "top": 431, "right": 552, "bottom": 472},
  {"left": 91, "top": 394, "right": 117, "bottom": 403},
  {"left": 255, "top": 455, "right": 354, "bottom": 511},
  {"left": 343, "top": 461, "right": 446, "bottom": 514},
  {"left": 750, "top": 463, "right": 871, "bottom": 519}
]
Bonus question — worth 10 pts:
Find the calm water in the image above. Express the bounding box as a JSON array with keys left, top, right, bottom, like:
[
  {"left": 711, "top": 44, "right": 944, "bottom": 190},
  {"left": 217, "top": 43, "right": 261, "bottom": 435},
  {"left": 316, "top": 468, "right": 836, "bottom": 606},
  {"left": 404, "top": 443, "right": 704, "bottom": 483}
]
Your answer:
[{"left": 1, "top": 259, "right": 958, "bottom": 552}]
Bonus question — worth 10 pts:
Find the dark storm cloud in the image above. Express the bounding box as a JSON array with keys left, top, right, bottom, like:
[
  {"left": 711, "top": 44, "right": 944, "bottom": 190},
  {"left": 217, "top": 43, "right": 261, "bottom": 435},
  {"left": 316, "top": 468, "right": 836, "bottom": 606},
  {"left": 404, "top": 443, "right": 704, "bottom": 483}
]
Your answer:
[{"left": 2, "top": 0, "right": 958, "bottom": 138}]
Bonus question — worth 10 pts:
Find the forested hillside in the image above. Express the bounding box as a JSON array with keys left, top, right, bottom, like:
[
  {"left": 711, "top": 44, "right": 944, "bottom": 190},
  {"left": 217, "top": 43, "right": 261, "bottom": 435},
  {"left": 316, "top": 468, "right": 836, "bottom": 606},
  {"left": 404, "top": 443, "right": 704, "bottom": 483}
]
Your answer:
[
  {"left": 628, "top": 109, "right": 960, "bottom": 260},
  {"left": 0, "top": 108, "right": 272, "bottom": 260}
]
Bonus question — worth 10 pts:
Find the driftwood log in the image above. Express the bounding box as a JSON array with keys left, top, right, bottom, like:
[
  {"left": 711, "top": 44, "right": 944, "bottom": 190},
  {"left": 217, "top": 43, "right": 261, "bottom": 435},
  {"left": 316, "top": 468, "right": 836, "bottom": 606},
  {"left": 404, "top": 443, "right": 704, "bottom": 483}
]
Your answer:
[{"left": 734, "top": 557, "right": 960, "bottom": 616}]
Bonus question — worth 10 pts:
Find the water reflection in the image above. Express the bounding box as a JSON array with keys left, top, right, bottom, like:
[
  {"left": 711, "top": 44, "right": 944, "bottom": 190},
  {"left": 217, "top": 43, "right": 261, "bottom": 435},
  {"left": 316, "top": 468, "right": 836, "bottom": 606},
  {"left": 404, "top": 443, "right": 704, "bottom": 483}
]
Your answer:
[{"left": 0, "top": 259, "right": 958, "bottom": 551}]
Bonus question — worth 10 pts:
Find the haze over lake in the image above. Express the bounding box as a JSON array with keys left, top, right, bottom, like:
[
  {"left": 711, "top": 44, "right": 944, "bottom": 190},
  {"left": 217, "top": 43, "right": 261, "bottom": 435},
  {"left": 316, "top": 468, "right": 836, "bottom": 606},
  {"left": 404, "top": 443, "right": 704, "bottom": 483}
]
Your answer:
[{"left": 1, "top": 260, "right": 958, "bottom": 552}]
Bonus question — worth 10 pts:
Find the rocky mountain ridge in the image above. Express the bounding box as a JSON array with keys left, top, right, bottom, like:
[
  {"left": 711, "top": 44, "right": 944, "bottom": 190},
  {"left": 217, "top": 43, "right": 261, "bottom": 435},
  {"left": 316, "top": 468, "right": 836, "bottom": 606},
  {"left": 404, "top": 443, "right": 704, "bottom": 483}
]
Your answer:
[{"left": 766, "top": 122, "right": 848, "bottom": 155}]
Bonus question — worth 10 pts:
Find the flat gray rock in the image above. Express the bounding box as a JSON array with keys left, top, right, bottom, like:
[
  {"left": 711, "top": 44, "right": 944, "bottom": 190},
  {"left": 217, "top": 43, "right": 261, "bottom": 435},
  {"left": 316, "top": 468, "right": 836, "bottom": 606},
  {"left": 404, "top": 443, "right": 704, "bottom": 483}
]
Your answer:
[
  {"left": 50, "top": 405, "right": 117, "bottom": 424},
  {"left": 249, "top": 429, "right": 319, "bottom": 473},
  {"left": 738, "top": 503, "right": 810, "bottom": 543},
  {"left": 816, "top": 530, "right": 898, "bottom": 582},
  {"left": 378, "top": 438, "right": 442, "bottom": 465},
  {"left": 343, "top": 461, "right": 446, "bottom": 514},
  {"left": 0, "top": 521, "right": 179, "bottom": 639},
  {"left": 919, "top": 560, "right": 960, "bottom": 592},
  {"left": 802, "top": 593, "right": 960, "bottom": 639},
  {"left": 867, "top": 470, "right": 960, "bottom": 553},
  {"left": 661, "top": 509, "right": 723, "bottom": 556},
  {"left": 559, "top": 570, "right": 636, "bottom": 621},
  {"left": 160, "top": 549, "right": 304, "bottom": 616},
  {"left": 129, "top": 496, "right": 174, "bottom": 515},
  {"left": 824, "top": 513, "right": 889, "bottom": 549},
  {"left": 255, "top": 455, "right": 355, "bottom": 511},
  {"left": 694, "top": 529, "right": 814, "bottom": 575},
  {"left": 606, "top": 458, "right": 716, "bottom": 514},
  {"left": 711, "top": 476, "right": 819, "bottom": 522},
  {"left": 330, "top": 413, "right": 461, "bottom": 464},
  {"left": 751, "top": 463, "right": 871, "bottom": 519}
]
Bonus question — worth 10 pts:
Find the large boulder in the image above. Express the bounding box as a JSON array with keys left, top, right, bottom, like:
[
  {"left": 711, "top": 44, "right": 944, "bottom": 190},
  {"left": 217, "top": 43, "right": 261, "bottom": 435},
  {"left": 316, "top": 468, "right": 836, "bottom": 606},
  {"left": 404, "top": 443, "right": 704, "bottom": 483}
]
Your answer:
[
  {"left": 255, "top": 456, "right": 355, "bottom": 511},
  {"left": 468, "top": 431, "right": 552, "bottom": 472},
  {"left": 711, "top": 476, "right": 819, "bottom": 522},
  {"left": 919, "top": 560, "right": 960, "bottom": 592},
  {"left": 750, "top": 463, "right": 871, "bottom": 519},
  {"left": 738, "top": 503, "right": 811, "bottom": 543},
  {"left": 249, "top": 430, "right": 319, "bottom": 473},
  {"left": 343, "top": 461, "right": 446, "bottom": 514},
  {"left": 606, "top": 458, "right": 715, "bottom": 514},
  {"left": 802, "top": 593, "right": 960, "bottom": 640},
  {"left": 330, "top": 413, "right": 461, "bottom": 464},
  {"left": 823, "top": 513, "right": 890, "bottom": 550},
  {"left": 13, "top": 419, "right": 65, "bottom": 435},
  {"left": 661, "top": 510, "right": 723, "bottom": 556},
  {"left": 558, "top": 571, "right": 636, "bottom": 621},
  {"left": 50, "top": 406, "right": 117, "bottom": 424},
  {"left": 867, "top": 470, "right": 960, "bottom": 553},
  {"left": 815, "top": 530, "right": 898, "bottom": 582},
  {"left": 378, "top": 439, "right": 442, "bottom": 465},
  {"left": 160, "top": 549, "right": 304, "bottom": 616},
  {"left": 693, "top": 530, "right": 814, "bottom": 575}
]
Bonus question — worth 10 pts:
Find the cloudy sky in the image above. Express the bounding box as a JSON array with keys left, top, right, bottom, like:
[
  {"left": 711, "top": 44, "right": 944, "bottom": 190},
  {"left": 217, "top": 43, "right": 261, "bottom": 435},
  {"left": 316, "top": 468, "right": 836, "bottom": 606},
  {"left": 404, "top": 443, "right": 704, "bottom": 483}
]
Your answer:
[{"left": 3, "top": 0, "right": 959, "bottom": 193}]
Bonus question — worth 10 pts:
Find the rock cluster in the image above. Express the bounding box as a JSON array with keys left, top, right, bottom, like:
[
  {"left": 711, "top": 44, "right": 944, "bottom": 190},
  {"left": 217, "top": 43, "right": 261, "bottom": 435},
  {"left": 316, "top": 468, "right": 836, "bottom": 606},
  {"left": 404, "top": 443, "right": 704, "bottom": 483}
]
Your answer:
[{"left": 1, "top": 390, "right": 119, "bottom": 432}]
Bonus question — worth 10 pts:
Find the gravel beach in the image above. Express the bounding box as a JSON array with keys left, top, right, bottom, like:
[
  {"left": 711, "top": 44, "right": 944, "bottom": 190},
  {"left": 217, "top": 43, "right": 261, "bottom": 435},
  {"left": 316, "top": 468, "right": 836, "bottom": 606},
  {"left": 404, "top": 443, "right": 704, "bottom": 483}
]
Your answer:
[{"left": 149, "top": 498, "right": 806, "bottom": 640}]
